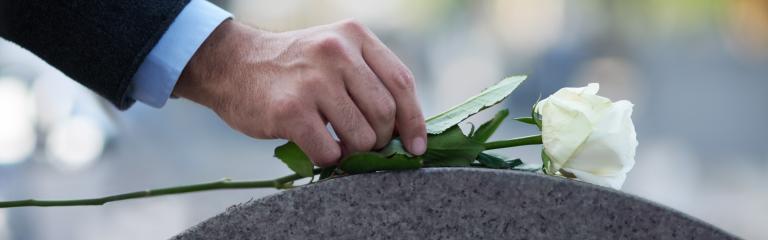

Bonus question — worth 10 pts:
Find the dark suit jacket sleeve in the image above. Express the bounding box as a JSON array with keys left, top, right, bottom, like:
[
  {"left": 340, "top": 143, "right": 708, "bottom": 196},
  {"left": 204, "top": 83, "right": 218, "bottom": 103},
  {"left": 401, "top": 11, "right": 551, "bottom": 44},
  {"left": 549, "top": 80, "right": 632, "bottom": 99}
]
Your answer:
[{"left": 0, "top": 0, "right": 192, "bottom": 109}]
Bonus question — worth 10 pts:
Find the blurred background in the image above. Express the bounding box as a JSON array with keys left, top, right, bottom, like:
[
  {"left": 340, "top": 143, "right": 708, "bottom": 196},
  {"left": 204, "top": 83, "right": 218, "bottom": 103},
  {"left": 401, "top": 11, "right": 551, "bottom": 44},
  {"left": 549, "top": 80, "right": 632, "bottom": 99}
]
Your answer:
[{"left": 1, "top": 0, "right": 767, "bottom": 239}]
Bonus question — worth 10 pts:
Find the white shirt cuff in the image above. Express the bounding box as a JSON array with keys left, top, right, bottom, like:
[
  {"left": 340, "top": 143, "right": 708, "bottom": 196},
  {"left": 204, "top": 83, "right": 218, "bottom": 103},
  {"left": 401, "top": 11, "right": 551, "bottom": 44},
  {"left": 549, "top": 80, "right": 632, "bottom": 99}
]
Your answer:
[{"left": 129, "top": 0, "right": 232, "bottom": 108}]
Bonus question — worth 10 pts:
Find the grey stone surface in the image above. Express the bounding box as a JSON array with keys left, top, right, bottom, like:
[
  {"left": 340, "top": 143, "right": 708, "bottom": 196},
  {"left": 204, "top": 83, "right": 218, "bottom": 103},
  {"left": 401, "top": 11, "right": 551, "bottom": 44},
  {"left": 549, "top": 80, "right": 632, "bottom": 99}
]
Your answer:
[{"left": 172, "top": 168, "right": 736, "bottom": 240}]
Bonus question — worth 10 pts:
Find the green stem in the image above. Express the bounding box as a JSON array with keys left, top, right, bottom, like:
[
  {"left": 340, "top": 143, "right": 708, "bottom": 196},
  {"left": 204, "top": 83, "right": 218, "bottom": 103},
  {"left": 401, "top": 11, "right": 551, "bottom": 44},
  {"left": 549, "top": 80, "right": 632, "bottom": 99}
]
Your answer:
[
  {"left": 484, "top": 135, "right": 542, "bottom": 150},
  {"left": 1, "top": 133, "right": 542, "bottom": 209},
  {"left": 0, "top": 168, "right": 322, "bottom": 208}
]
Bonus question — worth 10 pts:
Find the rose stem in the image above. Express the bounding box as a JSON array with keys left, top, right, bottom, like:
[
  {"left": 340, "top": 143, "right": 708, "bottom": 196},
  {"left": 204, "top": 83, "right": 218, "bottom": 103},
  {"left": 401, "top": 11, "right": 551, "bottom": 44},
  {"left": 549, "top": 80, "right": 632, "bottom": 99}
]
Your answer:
[
  {"left": 483, "top": 135, "right": 542, "bottom": 150},
  {"left": 3, "top": 135, "right": 543, "bottom": 208},
  {"left": 0, "top": 168, "right": 322, "bottom": 208}
]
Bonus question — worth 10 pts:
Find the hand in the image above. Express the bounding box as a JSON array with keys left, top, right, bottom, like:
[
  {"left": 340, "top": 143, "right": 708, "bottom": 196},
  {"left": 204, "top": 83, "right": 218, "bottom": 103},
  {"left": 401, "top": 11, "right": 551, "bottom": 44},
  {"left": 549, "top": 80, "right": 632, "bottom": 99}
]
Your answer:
[{"left": 173, "top": 19, "right": 427, "bottom": 166}]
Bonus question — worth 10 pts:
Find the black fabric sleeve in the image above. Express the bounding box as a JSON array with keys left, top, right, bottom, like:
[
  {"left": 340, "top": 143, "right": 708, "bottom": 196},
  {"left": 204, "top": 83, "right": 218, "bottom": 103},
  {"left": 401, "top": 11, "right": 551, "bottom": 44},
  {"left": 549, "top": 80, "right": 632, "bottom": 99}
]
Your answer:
[{"left": 0, "top": 0, "right": 192, "bottom": 109}]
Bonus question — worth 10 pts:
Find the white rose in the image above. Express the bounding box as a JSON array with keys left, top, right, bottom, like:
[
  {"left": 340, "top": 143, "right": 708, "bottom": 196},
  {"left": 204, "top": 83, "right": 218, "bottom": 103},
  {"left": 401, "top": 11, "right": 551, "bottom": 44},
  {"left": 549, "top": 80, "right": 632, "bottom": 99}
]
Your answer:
[{"left": 536, "top": 83, "right": 637, "bottom": 189}]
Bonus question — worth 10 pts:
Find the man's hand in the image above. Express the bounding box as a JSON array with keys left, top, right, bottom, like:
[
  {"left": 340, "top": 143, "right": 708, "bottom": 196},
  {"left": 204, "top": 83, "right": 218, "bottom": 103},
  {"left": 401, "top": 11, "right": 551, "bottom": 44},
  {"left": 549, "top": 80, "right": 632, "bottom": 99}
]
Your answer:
[{"left": 173, "top": 19, "right": 427, "bottom": 166}]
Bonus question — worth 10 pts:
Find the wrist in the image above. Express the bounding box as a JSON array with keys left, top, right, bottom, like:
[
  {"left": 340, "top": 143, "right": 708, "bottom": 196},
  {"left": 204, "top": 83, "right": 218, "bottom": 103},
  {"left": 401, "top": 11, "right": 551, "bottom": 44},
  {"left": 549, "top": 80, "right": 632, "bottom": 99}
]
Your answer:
[{"left": 173, "top": 20, "right": 261, "bottom": 109}]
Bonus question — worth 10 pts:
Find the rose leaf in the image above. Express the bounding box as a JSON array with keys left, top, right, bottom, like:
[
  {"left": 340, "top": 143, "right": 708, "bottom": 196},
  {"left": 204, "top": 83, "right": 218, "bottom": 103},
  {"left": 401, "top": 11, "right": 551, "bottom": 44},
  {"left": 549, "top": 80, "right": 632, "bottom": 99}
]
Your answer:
[
  {"left": 340, "top": 152, "right": 422, "bottom": 174},
  {"left": 471, "top": 109, "right": 509, "bottom": 143},
  {"left": 425, "top": 75, "right": 527, "bottom": 134},
  {"left": 274, "top": 141, "right": 315, "bottom": 177},
  {"left": 423, "top": 125, "right": 485, "bottom": 167}
]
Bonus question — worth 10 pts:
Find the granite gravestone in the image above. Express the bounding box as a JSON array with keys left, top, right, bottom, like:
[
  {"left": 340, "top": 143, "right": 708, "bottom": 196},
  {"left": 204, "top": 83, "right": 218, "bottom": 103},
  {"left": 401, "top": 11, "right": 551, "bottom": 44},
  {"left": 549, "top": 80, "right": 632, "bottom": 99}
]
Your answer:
[{"left": 172, "top": 168, "right": 735, "bottom": 239}]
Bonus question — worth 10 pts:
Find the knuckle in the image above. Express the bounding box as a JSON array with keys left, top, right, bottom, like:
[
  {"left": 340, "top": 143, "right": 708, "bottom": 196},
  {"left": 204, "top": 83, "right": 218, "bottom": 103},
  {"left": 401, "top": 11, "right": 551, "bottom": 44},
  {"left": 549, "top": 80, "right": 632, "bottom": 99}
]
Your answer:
[
  {"left": 338, "top": 19, "right": 368, "bottom": 35},
  {"left": 311, "top": 34, "right": 350, "bottom": 59},
  {"left": 317, "top": 34, "right": 344, "bottom": 50},
  {"left": 390, "top": 67, "right": 415, "bottom": 91},
  {"left": 374, "top": 96, "right": 397, "bottom": 122}
]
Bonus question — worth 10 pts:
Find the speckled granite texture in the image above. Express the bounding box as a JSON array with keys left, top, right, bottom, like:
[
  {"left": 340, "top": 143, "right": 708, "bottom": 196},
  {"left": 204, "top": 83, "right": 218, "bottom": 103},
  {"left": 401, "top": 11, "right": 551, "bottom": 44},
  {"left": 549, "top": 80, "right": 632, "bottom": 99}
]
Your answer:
[{"left": 172, "top": 168, "right": 736, "bottom": 240}]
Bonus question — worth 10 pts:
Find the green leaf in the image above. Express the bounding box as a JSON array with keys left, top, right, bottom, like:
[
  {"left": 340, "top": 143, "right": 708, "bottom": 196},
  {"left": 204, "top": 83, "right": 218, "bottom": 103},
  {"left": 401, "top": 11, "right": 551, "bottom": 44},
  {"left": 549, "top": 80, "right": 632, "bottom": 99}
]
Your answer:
[
  {"left": 476, "top": 152, "right": 524, "bottom": 169},
  {"left": 319, "top": 166, "right": 336, "bottom": 180},
  {"left": 423, "top": 126, "right": 485, "bottom": 167},
  {"left": 476, "top": 152, "right": 508, "bottom": 169},
  {"left": 471, "top": 109, "right": 509, "bottom": 143},
  {"left": 378, "top": 138, "right": 412, "bottom": 157},
  {"left": 340, "top": 152, "right": 422, "bottom": 174},
  {"left": 513, "top": 117, "right": 536, "bottom": 125},
  {"left": 426, "top": 75, "right": 527, "bottom": 134},
  {"left": 274, "top": 142, "right": 314, "bottom": 177},
  {"left": 506, "top": 159, "right": 524, "bottom": 168}
]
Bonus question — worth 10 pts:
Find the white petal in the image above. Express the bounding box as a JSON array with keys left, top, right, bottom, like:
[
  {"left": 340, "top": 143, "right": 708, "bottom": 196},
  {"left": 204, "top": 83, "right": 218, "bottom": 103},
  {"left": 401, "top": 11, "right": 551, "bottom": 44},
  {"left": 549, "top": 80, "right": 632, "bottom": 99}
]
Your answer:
[
  {"left": 547, "top": 84, "right": 613, "bottom": 123},
  {"left": 539, "top": 98, "right": 593, "bottom": 171},
  {"left": 538, "top": 83, "right": 612, "bottom": 171},
  {"left": 583, "top": 83, "right": 600, "bottom": 94},
  {"left": 562, "top": 100, "right": 637, "bottom": 184},
  {"left": 564, "top": 168, "right": 627, "bottom": 190},
  {"left": 557, "top": 82, "right": 600, "bottom": 96}
]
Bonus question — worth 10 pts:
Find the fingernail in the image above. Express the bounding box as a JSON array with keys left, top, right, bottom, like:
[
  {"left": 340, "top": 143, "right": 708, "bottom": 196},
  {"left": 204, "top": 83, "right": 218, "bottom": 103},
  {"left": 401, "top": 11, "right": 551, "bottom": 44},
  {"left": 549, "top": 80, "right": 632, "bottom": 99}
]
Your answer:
[{"left": 411, "top": 136, "right": 426, "bottom": 155}]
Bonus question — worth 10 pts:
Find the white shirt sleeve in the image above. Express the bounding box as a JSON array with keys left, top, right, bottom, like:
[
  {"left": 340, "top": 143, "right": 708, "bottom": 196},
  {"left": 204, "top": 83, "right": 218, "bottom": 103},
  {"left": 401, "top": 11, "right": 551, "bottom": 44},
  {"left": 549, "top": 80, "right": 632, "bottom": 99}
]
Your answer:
[{"left": 129, "top": 0, "right": 232, "bottom": 108}]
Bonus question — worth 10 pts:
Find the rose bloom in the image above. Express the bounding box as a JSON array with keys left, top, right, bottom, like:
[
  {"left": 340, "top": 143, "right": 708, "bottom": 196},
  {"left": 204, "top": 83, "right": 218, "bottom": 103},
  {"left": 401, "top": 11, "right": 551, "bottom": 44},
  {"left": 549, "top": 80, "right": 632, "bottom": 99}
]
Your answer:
[{"left": 536, "top": 83, "right": 637, "bottom": 190}]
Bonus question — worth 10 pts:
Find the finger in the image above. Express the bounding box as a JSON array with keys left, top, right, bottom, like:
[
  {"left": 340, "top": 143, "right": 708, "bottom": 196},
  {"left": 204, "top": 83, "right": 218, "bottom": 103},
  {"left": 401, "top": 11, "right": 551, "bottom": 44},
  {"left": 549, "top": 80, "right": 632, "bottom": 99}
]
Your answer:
[
  {"left": 288, "top": 113, "right": 341, "bottom": 167},
  {"left": 318, "top": 89, "right": 377, "bottom": 154},
  {"left": 342, "top": 59, "right": 396, "bottom": 149},
  {"left": 361, "top": 36, "right": 427, "bottom": 155}
]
